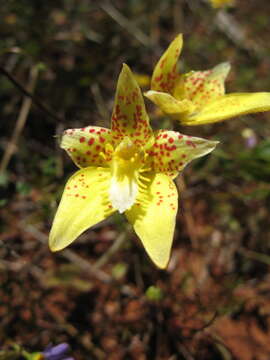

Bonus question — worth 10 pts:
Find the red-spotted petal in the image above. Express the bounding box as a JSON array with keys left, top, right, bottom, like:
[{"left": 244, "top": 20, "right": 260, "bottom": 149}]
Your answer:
[
  {"left": 61, "top": 126, "right": 113, "bottom": 168},
  {"left": 125, "top": 173, "right": 178, "bottom": 269},
  {"left": 181, "top": 62, "right": 230, "bottom": 109},
  {"left": 49, "top": 167, "right": 115, "bottom": 251},
  {"left": 147, "top": 130, "right": 219, "bottom": 175},
  {"left": 111, "top": 64, "right": 154, "bottom": 148},
  {"left": 151, "top": 34, "right": 183, "bottom": 93}
]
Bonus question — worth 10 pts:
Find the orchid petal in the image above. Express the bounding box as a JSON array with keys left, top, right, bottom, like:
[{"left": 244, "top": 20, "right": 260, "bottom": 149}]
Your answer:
[
  {"left": 144, "top": 90, "right": 195, "bottom": 120},
  {"left": 111, "top": 64, "right": 153, "bottom": 148},
  {"left": 185, "top": 92, "right": 270, "bottom": 125},
  {"left": 49, "top": 167, "right": 115, "bottom": 251},
  {"left": 61, "top": 126, "right": 113, "bottom": 168},
  {"left": 125, "top": 173, "right": 178, "bottom": 269},
  {"left": 148, "top": 130, "right": 219, "bottom": 176},
  {"left": 151, "top": 34, "right": 183, "bottom": 93},
  {"left": 182, "top": 62, "right": 230, "bottom": 108}
]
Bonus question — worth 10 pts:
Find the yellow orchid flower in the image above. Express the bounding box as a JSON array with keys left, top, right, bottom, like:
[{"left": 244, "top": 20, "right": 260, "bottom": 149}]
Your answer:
[
  {"left": 210, "top": 0, "right": 235, "bottom": 8},
  {"left": 49, "top": 64, "right": 218, "bottom": 269},
  {"left": 145, "top": 34, "right": 270, "bottom": 125}
]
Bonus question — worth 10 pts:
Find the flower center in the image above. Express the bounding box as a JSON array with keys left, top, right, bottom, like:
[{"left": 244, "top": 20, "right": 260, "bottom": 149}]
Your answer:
[
  {"left": 109, "top": 137, "right": 148, "bottom": 213},
  {"left": 113, "top": 137, "right": 144, "bottom": 171}
]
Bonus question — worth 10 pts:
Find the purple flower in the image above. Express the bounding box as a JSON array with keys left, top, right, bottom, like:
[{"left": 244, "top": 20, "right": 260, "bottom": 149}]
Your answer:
[
  {"left": 42, "top": 343, "right": 74, "bottom": 360},
  {"left": 242, "top": 128, "right": 257, "bottom": 149},
  {"left": 246, "top": 135, "right": 257, "bottom": 149}
]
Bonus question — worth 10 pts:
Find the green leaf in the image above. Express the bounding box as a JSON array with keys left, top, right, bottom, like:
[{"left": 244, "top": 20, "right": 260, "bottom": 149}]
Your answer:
[
  {"left": 145, "top": 285, "right": 163, "bottom": 301},
  {"left": 16, "top": 181, "right": 31, "bottom": 196},
  {"left": 112, "top": 263, "right": 127, "bottom": 279}
]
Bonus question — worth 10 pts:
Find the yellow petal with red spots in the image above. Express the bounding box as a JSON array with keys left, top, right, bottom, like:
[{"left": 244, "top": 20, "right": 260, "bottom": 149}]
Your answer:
[
  {"left": 125, "top": 173, "right": 178, "bottom": 269},
  {"left": 148, "top": 130, "right": 219, "bottom": 175},
  {"left": 144, "top": 90, "right": 195, "bottom": 120},
  {"left": 182, "top": 62, "right": 230, "bottom": 109},
  {"left": 111, "top": 64, "right": 154, "bottom": 148},
  {"left": 185, "top": 92, "right": 270, "bottom": 125},
  {"left": 61, "top": 126, "right": 113, "bottom": 168},
  {"left": 151, "top": 34, "right": 183, "bottom": 93},
  {"left": 49, "top": 167, "right": 115, "bottom": 251}
]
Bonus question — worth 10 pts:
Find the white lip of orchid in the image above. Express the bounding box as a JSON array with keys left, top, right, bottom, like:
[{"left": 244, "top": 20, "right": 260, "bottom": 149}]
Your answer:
[{"left": 109, "top": 137, "right": 148, "bottom": 213}]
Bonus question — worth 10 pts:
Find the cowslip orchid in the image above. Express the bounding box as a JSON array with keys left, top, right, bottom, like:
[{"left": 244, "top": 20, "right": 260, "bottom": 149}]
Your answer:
[
  {"left": 145, "top": 34, "right": 270, "bottom": 125},
  {"left": 49, "top": 65, "right": 218, "bottom": 269}
]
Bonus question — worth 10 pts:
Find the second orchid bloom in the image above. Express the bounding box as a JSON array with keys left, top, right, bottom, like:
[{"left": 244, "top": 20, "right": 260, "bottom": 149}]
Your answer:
[
  {"left": 49, "top": 65, "right": 218, "bottom": 268},
  {"left": 145, "top": 34, "right": 270, "bottom": 125}
]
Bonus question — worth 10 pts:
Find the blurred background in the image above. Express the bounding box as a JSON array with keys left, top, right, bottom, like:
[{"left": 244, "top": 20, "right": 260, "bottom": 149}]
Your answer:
[{"left": 1, "top": 0, "right": 270, "bottom": 359}]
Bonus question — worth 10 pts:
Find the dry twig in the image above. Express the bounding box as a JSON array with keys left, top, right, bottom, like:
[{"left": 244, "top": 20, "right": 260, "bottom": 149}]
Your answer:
[
  {"left": 99, "top": 1, "right": 150, "bottom": 46},
  {"left": 92, "top": 229, "right": 129, "bottom": 270},
  {"left": 0, "top": 66, "right": 38, "bottom": 173},
  {"left": 0, "top": 66, "right": 64, "bottom": 124}
]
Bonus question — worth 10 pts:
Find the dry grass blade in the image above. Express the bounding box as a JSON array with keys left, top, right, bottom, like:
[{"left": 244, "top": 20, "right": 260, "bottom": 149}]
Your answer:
[
  {"left": 99, "top": 1, "right": 150, "bottom": 46},
  {"left": 92, "top": 230, "right": 129, "bottom": 270},
  {"left": 0, "top": 66, "right": 38, "bottom": 173},
  {"left": 21, "top": 223, "right": 113, "bottom": 284}
]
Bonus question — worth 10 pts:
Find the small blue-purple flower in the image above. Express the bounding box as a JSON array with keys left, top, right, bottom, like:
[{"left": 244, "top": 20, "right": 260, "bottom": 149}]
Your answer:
[
  {"left": 242, "top": 128, "right": 257, "bottom": 149},
  {"left": 42, "top": 343, "right": 74, "bottom": 360}
]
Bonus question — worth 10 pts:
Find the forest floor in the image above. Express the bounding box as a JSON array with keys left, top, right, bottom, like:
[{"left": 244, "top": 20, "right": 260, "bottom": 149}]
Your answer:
[{"left": 1, "top": 0, "right": 270, "bottom": 359}]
